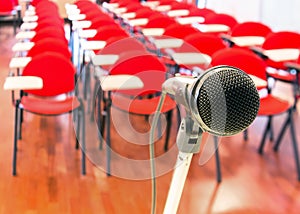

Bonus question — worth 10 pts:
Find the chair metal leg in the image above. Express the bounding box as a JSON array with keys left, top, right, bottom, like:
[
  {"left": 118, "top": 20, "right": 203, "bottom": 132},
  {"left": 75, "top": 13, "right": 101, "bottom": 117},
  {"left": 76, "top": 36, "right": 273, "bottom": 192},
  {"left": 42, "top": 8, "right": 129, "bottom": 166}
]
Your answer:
[
  {"left": 289, "top": 110, "right": 300, "bottom": 181},
  {"left": 76, "top": 108, "right": 81, "bottom": 150},
  {"left": 90, "top": 78, "right": 100, "bottom": 122},
  {"left": 269, "top": 118, "right": 274, "bottom": 142},
  {"left": 99, "top": 90, "right": 107, "bottom": 150},
  {"left": 214, "top": 136, "right": 222, "bottom": 183},
  {"left": 292, "top": 77, "right": 299, "bottom": 110},
  {"left": 80, "top": 50, "right": 86, "bottom": 78},
  {"left": 258, "top": 116, "right": 272, "bottom": 154},
  {"left": 164, "top": 110, "right": 173, "bottom": 151},
  {"left": 79, "top": 100, "right": 86, "bottom": 175},
  {"left": 273, "top": 112, "right": 291, "bottom": 151},
  {"left": 13, "top": 102, "right": 20, "bottom": 176},
  {"left": 272, "top": 109, "right": 300, "bottom": 180},
  {"left": 97, "top": 88, "right": 105, "bottom": 150},
  {"left": 18, "top": 108, "right": 23, "bottom": 140},
  {"left": 106, "top": 91, "right": 112, "bottom": 176},
  {"left": 13, "top": 14, "right": 17, "bottom": 35},
  {"left": 83, "top": 62, "right": 91, "bottom": 101},
  {"left": 157, "top": 114, "right": 162, "bottom": 141}
]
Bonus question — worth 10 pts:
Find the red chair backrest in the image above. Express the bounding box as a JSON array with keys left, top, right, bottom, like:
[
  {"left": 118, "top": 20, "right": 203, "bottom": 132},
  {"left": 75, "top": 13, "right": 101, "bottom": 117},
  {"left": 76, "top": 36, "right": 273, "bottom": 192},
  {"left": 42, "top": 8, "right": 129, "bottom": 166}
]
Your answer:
[
  {"left": 35, "top": 0, "right": 59, "bottom": 13},
  {"left": 182, "top": 32, "right": 227, "bottom": 56},
  {"left": 262, "top": 31, "right": 300, "bottom": 50},
  {"left": 170, "top": 1, "right": 194, "bottom": 10},
  {"left": 89, "top": 25, "right": 129, "bottom": 41},
  {"left": 230, "top": 21, "right": 272, "bottom": 37},
  {"left": 204, "top": 13, "right": 238, "bottom": 29},
  {"left": 163, "top": 23, "right": 199, "bottom": 39},
  {"left": 109, "top": 52, "right": 167, "bottom": 96},
  {"left": 22, "top": 52, "right": 76, "bottom": 97},
  {"left": 99, "top": 37, "right": 146, "bottom": 55},
  {"left": 88, "top": 16, "right": 118, "bottom": 29},
  {"left": 134, "top": 7, "right": 157, "bottom": 18},
  {"left": 144, "top": 15, "right": 177, "bottom": 28},
  {"left": 211, "top": 48, "right": 268, "bottom": 81},
  {"left": 188, "top": 7, "right": 216, "bottom": 18},
  {"left": 27, "top": 38, "right": 71, "bottom": 59},
  {"left": 31, "top": 27, "right": 67, "bottom": 44},
  {"left": 124, "top": 2, "right": 145, "bottom": 13}
]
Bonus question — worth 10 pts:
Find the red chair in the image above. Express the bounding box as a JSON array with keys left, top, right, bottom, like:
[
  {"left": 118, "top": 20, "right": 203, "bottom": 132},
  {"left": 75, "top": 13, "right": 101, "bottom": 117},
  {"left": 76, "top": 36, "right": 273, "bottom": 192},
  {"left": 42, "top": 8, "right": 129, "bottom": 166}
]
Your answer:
[
  {"left": 90, "top": 37, "right": 147, "bottom": 122},
  {"left": 211, "top": 48, "right": 300, "bottom": 181},
  {"left": 31, "top": 0, "right": 49, "bottom": 6},
  {"left": 27, "top": 38, "right": 72, "bottom": 59},
  {"left": 201, "top": 12, "right": 238, "bottom": 36},
  {"left": 132, "top": 7, "right": 158, "bottom": 19},
  {"left": 114, "top": 0, "right": 140, "bottom": 6},
  {"left": 0, "top": 0, "right": 19, "bottom": 34},
  {"left": 74, "top": 0, "right": 96, "bottom": 7},
  {"left": 285, "top": 54, "right": 300, "bottom": 108},
  {"left": 143, "top": 14, "right": 177, "bottom": 28},
  {"left": 148, "top": 23, "right": 200, "bottom": 61},
  {"left": 79, "top": 24, "right": 129, "bottom": 72},
  {"left": 221, "top": 21, "right": 272, "bottom": 48},
  {"left": 83, "top": 8, "right": 108, "bottom": 20},
  {"left": 35, "top": 0, "right": 59, "bottom": 12},
  {"left": 30, "top": 27, "right": 68, "bottom": 45},
  {"left": 163, "top": 23, "right": 200, "bottom": 39},
  {"left": 183, "top": 32, "right": 228, "bottom": 57},
  {"left": 122, "top": 2, "right": 145, "bottom": 13},
  {"left": 99, "top": 51, "right": 177, "bottom": 176},
  {"left": 169, "top": 1, "right": 196, "bottom": 10},
  {"left": 187, "top": 7, "right": 216, "bottom": 19},
  {"left": 204, "top": 13, "right": 238, "bottom": 29},
  {"left": 86, "top": 16, "right": 118, "bottom": 30},
  {"left": 80, "top": 25, "right": 130, "bottom": 101},
  {"left": 87, "top": 25, "right": 129, "bottom": 48},
  {"left": 251, "top": 31, "right": 300, "bottom": 106},
  {"left": 253, "top": 31, "right": 300, "bottom": 70},
  {"left": 133, "top": 14, "right": 178, "bottom": 46},
  {"left": 231, "top": 21, "right": 272, "bottom": 37},
  {"left": 175, "top": 32, "right": 227, "bottom": 72},
  {"left": 9, "top": 52, "right": 86, "bottom": 175}
]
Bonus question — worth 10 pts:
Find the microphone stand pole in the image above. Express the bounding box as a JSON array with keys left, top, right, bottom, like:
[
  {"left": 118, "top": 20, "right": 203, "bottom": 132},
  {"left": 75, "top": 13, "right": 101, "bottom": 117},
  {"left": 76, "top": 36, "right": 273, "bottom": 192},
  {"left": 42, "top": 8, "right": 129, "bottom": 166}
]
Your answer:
[{"left": 163, "top": 116, "right": 202, "bottom": 214}]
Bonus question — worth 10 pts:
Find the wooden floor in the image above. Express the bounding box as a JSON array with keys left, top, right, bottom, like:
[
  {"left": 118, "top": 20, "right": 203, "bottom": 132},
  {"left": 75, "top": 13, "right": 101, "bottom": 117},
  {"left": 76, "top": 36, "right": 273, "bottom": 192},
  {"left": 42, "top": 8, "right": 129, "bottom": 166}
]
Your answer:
[{"left": 1, "top": 23, "right": 300, "bottom": 214}]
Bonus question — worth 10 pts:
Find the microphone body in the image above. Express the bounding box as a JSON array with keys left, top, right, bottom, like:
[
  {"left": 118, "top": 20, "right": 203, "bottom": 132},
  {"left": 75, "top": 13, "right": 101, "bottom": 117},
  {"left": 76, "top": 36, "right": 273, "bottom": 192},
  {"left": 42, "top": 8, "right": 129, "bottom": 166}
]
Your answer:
[
  {"left": 162, "top": 65, "right": 260, "bottom": 214},
  {"left": 162, "top": 65, "right": 260, "bottom": 137}
]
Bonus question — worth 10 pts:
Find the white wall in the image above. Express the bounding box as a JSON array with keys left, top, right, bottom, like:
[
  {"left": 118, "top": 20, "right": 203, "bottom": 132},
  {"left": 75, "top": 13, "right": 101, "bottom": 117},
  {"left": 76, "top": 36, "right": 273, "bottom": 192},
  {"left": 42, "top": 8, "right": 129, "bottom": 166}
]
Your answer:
[{"left": 198, "top": 0, "right": 300, "bottom": 33}]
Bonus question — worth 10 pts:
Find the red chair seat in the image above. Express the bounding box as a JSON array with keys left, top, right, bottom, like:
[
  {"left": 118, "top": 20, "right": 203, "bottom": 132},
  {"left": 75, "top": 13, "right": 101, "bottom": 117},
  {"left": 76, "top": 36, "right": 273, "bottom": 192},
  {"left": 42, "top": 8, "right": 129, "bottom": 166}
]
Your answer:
[
  {"left": 21, "top": 96, "right": 81, "bottom": 115},
  {"left": 258, "top": 95, "right": 290, "bottom": 116},
  {"left": 0, "top": 11, "right": 14, "bottom": 15},
  {"left": 112, "top": 93, "right": 177, "bottom": 115}
]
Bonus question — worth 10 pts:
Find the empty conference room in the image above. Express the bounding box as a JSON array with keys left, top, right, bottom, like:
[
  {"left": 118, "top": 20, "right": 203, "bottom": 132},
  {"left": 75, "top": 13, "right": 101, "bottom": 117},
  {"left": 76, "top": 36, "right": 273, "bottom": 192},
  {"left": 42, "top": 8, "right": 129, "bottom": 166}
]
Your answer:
[{"left": 0, "top": 0, "right": 300, "bottom": 213}]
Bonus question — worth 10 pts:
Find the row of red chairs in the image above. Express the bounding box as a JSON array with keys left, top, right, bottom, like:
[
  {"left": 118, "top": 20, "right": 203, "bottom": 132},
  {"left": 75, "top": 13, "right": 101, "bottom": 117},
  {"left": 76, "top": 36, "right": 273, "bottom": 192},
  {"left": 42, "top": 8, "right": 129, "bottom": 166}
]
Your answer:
[
  {"left": 69, "top": 0, "right": 180, "bottom": 177},
  {"left": 5, "top": 0, "right": 87, "bottom": 176}
]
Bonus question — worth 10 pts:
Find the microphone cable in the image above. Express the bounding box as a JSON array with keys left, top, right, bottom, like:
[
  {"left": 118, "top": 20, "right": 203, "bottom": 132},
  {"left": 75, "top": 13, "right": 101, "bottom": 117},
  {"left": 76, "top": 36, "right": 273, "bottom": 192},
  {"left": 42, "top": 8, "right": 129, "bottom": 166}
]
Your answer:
[{"left": 149, "top": 91, "right": 167, "bottom": 214}]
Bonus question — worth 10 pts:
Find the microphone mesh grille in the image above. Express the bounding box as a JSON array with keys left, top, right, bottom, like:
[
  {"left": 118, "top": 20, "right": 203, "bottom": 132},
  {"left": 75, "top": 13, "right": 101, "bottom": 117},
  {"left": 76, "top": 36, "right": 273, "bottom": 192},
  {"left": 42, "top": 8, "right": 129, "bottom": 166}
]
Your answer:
[{"left": 196, "top": 67, "right": 260, "bottom": 136}]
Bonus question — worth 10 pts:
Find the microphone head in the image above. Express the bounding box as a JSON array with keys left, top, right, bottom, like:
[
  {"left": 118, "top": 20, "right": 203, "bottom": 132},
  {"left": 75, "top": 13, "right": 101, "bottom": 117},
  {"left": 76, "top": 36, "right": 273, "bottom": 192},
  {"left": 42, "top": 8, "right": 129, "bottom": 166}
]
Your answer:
[{"left": 189, "top": 65, "right": 260, "bottom": 136}]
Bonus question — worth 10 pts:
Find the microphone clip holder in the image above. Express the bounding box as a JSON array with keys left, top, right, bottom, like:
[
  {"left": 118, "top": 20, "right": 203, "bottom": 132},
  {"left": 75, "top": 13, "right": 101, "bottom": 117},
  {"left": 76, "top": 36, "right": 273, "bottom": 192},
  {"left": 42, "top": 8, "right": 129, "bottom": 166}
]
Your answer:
[{"left": 176, "top": 116, "right": 202, "bottom": 153}]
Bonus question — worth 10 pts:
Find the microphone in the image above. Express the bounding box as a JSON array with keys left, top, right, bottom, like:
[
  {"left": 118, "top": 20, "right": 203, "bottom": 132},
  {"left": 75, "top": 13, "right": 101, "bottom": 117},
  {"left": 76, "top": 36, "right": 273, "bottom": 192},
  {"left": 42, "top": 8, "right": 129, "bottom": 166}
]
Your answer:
[{"left": 162, "top": 65, "right": 260, "bottom": 137}]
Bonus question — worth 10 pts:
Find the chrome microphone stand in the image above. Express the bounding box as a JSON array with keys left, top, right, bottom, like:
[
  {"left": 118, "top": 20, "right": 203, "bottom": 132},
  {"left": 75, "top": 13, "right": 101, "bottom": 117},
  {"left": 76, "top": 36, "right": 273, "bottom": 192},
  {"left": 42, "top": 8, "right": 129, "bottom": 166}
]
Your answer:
[{"left": 163, "top": 116, "right": 202, "bottom": 214}]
